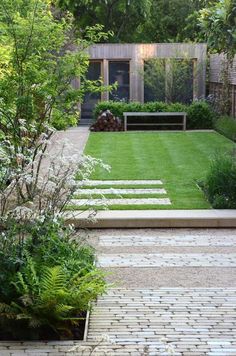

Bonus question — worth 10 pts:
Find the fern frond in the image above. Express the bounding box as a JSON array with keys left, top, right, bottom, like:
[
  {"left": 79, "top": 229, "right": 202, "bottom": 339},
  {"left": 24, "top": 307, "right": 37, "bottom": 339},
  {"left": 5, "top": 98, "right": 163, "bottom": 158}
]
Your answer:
[
  {"left": 55, "top": 303, "right": 74, "bottom": 318},
  {"left": 41, "top": 266, "right": 65, "bottom": 292},
  {"left": 0, "top": 302, "right": 16, "bottom": 319}
]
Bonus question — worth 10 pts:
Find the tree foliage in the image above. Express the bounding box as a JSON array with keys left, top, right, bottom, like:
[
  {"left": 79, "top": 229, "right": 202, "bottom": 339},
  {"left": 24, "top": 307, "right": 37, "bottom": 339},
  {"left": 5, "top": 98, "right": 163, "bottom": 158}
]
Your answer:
[
  {"left": 199, "top": 0, "right": 236, "bottom": 114},
  {"left": 57, "top": 0, "right": 215, "bottom": 43},
  {"left": 57, "top": 0, "right": 152, "bottom": 42},
  {"left": 199, "top": 0, "right": 236, "bottom": 59},
  {"left": 0, "top": 0, "right": 112, "bottom": 213}
]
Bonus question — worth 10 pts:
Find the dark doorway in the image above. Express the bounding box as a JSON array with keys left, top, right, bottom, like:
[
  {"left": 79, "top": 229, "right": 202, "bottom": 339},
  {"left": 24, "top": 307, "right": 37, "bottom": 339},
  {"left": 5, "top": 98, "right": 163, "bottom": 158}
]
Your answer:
[{"left": 81, "top": 61, "right": 102, "bottom": 123}]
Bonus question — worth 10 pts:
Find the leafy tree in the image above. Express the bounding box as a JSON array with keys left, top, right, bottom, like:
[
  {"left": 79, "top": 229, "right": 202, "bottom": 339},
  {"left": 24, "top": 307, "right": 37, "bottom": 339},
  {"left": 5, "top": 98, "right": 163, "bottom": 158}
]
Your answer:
[
  {"left": 57, "top": 0, "right": 152, "bottom": 42},
  {"left": 199, "top": 0, "right": 236, "bottom": 59},
  {"left": 0, "top": 0, "right": 110, "bottom": 203},
  {"left": 199, "top": 0, "right": 236, "bottom": 114},
  {"left": 138, "top": 0, "right": 218, "bottom": 43},
  {"left": 58, "top": 0, "right": 216, "bottom": 43}
]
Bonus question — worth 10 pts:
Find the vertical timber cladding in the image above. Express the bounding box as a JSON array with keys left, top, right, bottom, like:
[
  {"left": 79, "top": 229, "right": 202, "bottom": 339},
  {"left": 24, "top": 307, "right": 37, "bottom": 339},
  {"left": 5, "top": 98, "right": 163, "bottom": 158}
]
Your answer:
[
  {"left": 87, "top": 43, "right": 207, "bottom": 103},
  {"left": 209, "top": 54, "right": 236, "bottom": 117}
]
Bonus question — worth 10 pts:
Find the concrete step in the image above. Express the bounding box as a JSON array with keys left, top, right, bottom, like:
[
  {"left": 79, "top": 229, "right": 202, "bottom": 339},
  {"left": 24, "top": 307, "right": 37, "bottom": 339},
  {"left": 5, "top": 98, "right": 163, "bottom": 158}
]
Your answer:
[
  {"left": 80, "top": 119, "right": 93, "bottom": 126},
  {"left": 65, "top": 209, "right": 236, "bottom": 228}
]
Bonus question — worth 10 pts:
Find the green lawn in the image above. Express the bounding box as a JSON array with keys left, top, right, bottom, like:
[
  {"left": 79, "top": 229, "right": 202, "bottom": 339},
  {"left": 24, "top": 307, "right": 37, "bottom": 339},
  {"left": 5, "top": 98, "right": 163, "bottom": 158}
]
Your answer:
[{"left": 77, "top": 131, "right": 235, "bottom": 210}]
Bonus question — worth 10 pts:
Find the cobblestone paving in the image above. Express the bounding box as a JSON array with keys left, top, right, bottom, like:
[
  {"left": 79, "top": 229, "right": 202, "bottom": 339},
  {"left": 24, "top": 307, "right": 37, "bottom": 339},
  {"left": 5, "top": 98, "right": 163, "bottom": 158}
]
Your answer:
[
  {"left": 98, "top": 253, "right": 236, "bottom": 267},
  {"left": 87, "top": 288, "right": 236, "bottom": 355},
  {"left": 99, "top": 233, "right": 236, "bottom": 247},
  {"left": 86, "top": 228, "right": 236, "bottom": 355},
  {"left": 71, "top": 197, "right": 171, "bottom": 206}
]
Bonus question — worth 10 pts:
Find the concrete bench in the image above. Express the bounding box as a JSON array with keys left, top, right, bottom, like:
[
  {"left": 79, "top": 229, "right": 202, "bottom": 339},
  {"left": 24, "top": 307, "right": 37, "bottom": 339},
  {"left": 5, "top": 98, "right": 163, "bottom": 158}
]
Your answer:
[{"left": 123, "top": 112, "right": 187, "bottom": 131}]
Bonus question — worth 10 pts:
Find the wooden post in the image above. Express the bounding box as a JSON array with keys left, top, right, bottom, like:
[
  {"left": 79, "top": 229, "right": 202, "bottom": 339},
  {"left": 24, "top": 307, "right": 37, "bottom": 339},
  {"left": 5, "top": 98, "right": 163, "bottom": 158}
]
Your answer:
[
  {"left": 102, "top": 59, "right": 109, "bottom": 101},
  {"left": 165, "top": 59, "right": 172, "bottom": 103},
  {"left": 183, "top": 113, "right": 186, "bottom": 131},
  {"left": 124, "top": 113, "right": 127, "bottom": 131}
]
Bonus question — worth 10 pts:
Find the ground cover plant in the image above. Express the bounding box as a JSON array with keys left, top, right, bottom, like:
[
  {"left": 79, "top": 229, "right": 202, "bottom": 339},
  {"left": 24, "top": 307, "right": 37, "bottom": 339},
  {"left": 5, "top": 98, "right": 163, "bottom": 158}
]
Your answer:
[{"left": 70, "top": 131, "right": 236, "bottom": 210}]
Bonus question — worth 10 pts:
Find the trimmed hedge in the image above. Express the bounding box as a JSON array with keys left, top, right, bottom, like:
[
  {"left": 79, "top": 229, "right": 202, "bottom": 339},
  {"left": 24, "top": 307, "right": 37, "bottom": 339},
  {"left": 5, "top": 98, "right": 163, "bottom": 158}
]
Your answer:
[
  {"left": 94, "top": 101, "right": 215, "bottom": 129},
  {"left": 214, "top": 115, "right": 236, "bottom": 142}
]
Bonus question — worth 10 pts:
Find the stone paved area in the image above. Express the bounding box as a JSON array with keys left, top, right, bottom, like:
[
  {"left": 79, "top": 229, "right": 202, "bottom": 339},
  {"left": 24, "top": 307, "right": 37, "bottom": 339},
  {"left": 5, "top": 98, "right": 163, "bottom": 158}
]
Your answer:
[
  {"left": 71, "top": 197, "right": 171, "bottom": 206},
  {"left": 99, "top": 232, "right": 236, "bottom": 247},
  {"left": 77, "top": 180, "right": 163, "bottom": 186},
  {"left": 75, "top": 188, "right": 167, "bottom": 195},
  {"left": 98, "top": 253, "right": 236, "bottom": 267},
  {"left": 72, "top": 179, "right": 171, "bottom": 208},
  {"left": 40, "top": 126, "right": 90, "bottom": 173},
  {"left": 87, "top": 288, "right": 236, "bottom": 355},
  {"left": 85, "top": 228, "right": 236, "bottom": 355}
]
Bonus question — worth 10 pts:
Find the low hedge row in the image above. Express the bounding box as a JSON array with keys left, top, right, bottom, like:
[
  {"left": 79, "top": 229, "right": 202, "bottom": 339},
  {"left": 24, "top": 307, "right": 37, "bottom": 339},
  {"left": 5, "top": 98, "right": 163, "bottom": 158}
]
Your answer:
[{"left": 94, "top": 101, "right": 215, "bottom": 129}]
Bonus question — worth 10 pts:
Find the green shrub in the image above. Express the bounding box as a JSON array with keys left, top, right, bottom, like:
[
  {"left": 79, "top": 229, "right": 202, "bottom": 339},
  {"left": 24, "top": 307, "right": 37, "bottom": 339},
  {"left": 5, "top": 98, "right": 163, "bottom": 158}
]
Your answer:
[
  {"left": 202, "top": 152, "right": 236, "bottom": 209},
  {"left": 186, "top": 101, "right": 214, "bottom": 129},
  {"left": 0, "top": 218, "right": 106, "bottom": 340},
  {"left": 143, "top": 101, "right": 169, "bottom": 112},
  {"left": 214, "top": 115, "right": 236, "bottom": 142},
  {"left": 94, "top": 100, "right": 214, "bottom": 129},
  {"left": 51, "top": 109, "right": 78, "bottom": 130},
  {"left": 167, "top": 102, "right": 188, "bottom": 113},
  {"left": 94, "top": 101, "right": 123, "bottom": 118}
]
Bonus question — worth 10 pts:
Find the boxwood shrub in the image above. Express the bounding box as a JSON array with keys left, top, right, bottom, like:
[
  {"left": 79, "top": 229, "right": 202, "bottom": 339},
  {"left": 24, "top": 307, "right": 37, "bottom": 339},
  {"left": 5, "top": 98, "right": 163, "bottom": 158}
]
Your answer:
[
  {"left": 94, "top": 100, "right": 215, "bottom": 129},
  {"left": 186, "top": 101, "right": 215, "bottom": 129}
]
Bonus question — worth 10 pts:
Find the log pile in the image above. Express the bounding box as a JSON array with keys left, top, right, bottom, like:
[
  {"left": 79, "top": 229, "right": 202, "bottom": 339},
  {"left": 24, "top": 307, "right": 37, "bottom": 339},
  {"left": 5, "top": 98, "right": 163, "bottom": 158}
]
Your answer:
[{"left": 90, "top": 110, "right": 124, "bottom": 132}]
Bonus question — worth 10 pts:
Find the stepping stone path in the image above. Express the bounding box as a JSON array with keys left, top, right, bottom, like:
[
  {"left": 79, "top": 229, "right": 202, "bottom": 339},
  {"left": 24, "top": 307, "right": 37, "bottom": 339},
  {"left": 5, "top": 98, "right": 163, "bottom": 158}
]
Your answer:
[
  {"left": 73, "top": 179, "right": 171, "bottom": 208},
  {"left": 87, "top": 228, "right": 236, "bottom": 355},
  {"left": 71, "top": 197, "right": 171, "bottom": 206},
  {"left": 77, "top": 180, "right": 163, "bottom": 186},
  {"left": 75, "top": 188, "right": 167, "bottom": 195}
]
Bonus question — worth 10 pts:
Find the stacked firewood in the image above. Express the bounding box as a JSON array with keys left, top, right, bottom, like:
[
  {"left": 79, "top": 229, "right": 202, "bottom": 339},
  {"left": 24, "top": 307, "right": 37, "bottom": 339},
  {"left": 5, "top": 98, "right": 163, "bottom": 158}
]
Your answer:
[{"left": 90, "top": 110, "right": 124, "bottom": 132}]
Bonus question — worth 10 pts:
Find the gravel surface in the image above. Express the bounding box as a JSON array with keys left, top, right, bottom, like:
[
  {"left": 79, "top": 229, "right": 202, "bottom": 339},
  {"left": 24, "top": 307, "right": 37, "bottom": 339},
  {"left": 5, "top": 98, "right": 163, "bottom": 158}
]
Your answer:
[
  {"left": 103, "top": 267, "right": 236, "bottom": 288},
  {"left": 82, "top": 227, "right": 236, "bottom": 288}
]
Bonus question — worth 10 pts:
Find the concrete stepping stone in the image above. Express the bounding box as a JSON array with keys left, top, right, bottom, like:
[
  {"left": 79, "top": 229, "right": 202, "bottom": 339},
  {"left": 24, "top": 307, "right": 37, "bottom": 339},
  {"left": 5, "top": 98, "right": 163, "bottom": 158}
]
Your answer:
[
  {"left": 99, "top": 234, "right": 236, "bottom": 247},
  {"left": 75, "top": 188, "right": 167, "bottom": 195},
  {"left": 77, "top": 179, "right": 163, "bottom": 186},
  {"left": 70, "top": 198, "right": 171, "bottom": 206},
  {"left": 98, "top": 253, "right": 236, "bottom": 267}
]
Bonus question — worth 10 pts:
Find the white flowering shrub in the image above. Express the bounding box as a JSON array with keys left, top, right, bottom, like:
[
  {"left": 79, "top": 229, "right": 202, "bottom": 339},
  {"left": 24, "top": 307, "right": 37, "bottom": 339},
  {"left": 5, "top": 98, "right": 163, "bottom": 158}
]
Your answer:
[{"left": 0, "top": 137, "right": 110, "bottom": 222}]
